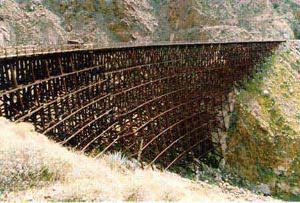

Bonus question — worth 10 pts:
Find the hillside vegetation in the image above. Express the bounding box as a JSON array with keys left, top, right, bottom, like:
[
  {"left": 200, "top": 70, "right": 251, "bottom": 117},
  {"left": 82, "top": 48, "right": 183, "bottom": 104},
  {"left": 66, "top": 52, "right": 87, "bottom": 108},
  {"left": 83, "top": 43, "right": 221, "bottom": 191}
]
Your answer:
[
  {"left": 0, "top": 118, "right": 279, "bottom": 202},
  {"left": 224, "top": 41, "right": 300, "bottom": 200}
]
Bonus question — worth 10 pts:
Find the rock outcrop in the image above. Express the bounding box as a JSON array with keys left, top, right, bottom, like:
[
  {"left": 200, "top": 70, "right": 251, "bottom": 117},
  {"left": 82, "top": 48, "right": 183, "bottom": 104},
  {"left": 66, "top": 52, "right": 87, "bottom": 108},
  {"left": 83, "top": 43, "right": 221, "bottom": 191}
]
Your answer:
[
  {"left": 225, "top": 41, "right": 300, "bottom": 200},
  {"left": 0, "top": 0, "right": 299, "bottom": 45}
]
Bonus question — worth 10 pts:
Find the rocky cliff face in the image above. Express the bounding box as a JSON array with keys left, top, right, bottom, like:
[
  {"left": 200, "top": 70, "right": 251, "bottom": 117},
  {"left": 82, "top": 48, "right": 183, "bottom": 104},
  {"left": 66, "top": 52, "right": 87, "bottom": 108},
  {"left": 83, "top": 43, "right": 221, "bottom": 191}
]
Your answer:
[
  {"left": 225, "top": 41, "right": 300, "bottom": 200},
  {"left": 0, "top": 0, "right": 65, "bottom": 45},
  {"left": 0, "top": 0, "right": 299, "bottom": 45},
  {"left": 159, "top": 0, "right": 298, "bottom": 42}
]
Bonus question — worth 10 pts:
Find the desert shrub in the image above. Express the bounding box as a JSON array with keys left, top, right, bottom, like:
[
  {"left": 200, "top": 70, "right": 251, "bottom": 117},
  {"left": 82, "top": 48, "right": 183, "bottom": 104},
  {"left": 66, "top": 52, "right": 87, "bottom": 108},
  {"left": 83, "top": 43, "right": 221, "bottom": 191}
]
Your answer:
[
  {"left": 0, "top": 118, "right": 70, "bottom": 192},
  {"left": 273, "top": 3, "right": 280, "bottom": 10},
  {"left": 0, "top": 146, "right": 70, "bottom": 192}
]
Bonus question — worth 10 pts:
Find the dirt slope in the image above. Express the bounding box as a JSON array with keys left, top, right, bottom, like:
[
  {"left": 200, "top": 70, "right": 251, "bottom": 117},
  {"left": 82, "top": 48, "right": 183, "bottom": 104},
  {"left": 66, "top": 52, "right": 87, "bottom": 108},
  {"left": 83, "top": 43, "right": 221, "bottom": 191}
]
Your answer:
[{"left": 0, "top": 117, "right": 279, "bottom": 202}]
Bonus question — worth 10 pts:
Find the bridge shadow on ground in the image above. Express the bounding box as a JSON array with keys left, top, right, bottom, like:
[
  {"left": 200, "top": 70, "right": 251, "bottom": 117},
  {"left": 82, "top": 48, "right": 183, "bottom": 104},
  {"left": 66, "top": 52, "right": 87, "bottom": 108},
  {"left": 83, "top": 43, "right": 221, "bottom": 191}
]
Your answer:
[{"left": 0, "top": 41, "right": 282, "bottom": 169}]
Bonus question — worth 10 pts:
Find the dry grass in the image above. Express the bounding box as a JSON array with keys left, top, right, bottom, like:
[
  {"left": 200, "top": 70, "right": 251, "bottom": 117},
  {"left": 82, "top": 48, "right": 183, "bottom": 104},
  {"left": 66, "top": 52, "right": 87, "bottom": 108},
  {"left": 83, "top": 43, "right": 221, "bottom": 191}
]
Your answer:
[{"left": 0, "top": 117, "right": 279, "bottom": 202}]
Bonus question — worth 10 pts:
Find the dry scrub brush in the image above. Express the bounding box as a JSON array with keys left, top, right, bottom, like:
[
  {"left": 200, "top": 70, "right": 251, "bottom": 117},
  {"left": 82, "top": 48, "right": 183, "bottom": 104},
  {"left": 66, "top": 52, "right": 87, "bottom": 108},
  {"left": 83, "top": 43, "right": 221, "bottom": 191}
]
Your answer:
[
  {"left": 0, "top": 118, "right": 279, "bottom": 202},
  {"left": 0, "top": 118, "right": 206, "bottom": 201},
  {"left": 0, "top": 118, "right": 71, "bottom": 191}
]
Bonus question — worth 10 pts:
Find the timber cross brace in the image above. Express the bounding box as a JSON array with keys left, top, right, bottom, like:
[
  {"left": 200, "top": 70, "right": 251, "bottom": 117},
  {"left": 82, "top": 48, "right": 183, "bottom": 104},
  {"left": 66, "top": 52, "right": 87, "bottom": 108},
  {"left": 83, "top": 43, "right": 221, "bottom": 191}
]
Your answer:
[{"left": 0, "top": 41, "right": 283, "bottom": 169}]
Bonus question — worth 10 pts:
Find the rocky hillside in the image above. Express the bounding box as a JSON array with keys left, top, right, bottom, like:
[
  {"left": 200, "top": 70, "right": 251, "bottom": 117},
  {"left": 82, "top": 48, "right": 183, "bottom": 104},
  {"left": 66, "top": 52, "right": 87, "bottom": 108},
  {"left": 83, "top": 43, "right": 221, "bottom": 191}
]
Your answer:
[
  {"left": 0, "top": 0, "right": 300, "bottom": 45},
  {"left": 224, "top": 41, "right": 300, "bottom": 200}
]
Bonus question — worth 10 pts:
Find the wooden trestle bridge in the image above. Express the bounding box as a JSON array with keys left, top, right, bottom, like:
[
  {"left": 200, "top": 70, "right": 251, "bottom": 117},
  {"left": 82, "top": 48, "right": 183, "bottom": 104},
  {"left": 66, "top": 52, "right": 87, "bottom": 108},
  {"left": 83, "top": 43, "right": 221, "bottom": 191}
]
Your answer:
[{"left": 0, "top": 41, "right": 283, "bottom": 169}]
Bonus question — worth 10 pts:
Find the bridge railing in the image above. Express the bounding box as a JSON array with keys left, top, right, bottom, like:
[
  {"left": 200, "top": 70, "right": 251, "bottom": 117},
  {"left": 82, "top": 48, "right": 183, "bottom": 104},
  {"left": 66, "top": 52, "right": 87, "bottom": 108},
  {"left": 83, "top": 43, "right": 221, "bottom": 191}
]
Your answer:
[{"left": 0, "top": 40, "right": 285, "bottom": 59}]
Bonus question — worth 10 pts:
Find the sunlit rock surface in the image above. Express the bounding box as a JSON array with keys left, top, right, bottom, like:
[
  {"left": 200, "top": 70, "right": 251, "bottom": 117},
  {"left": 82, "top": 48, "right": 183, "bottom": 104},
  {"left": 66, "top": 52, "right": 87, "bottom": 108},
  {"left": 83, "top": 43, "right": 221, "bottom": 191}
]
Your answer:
[
  {"left": 225, "top": 41, "right": 300, "bottom": 200},
  {"left": 0, "top": 0, "right": 299, "bottom": 45}
]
